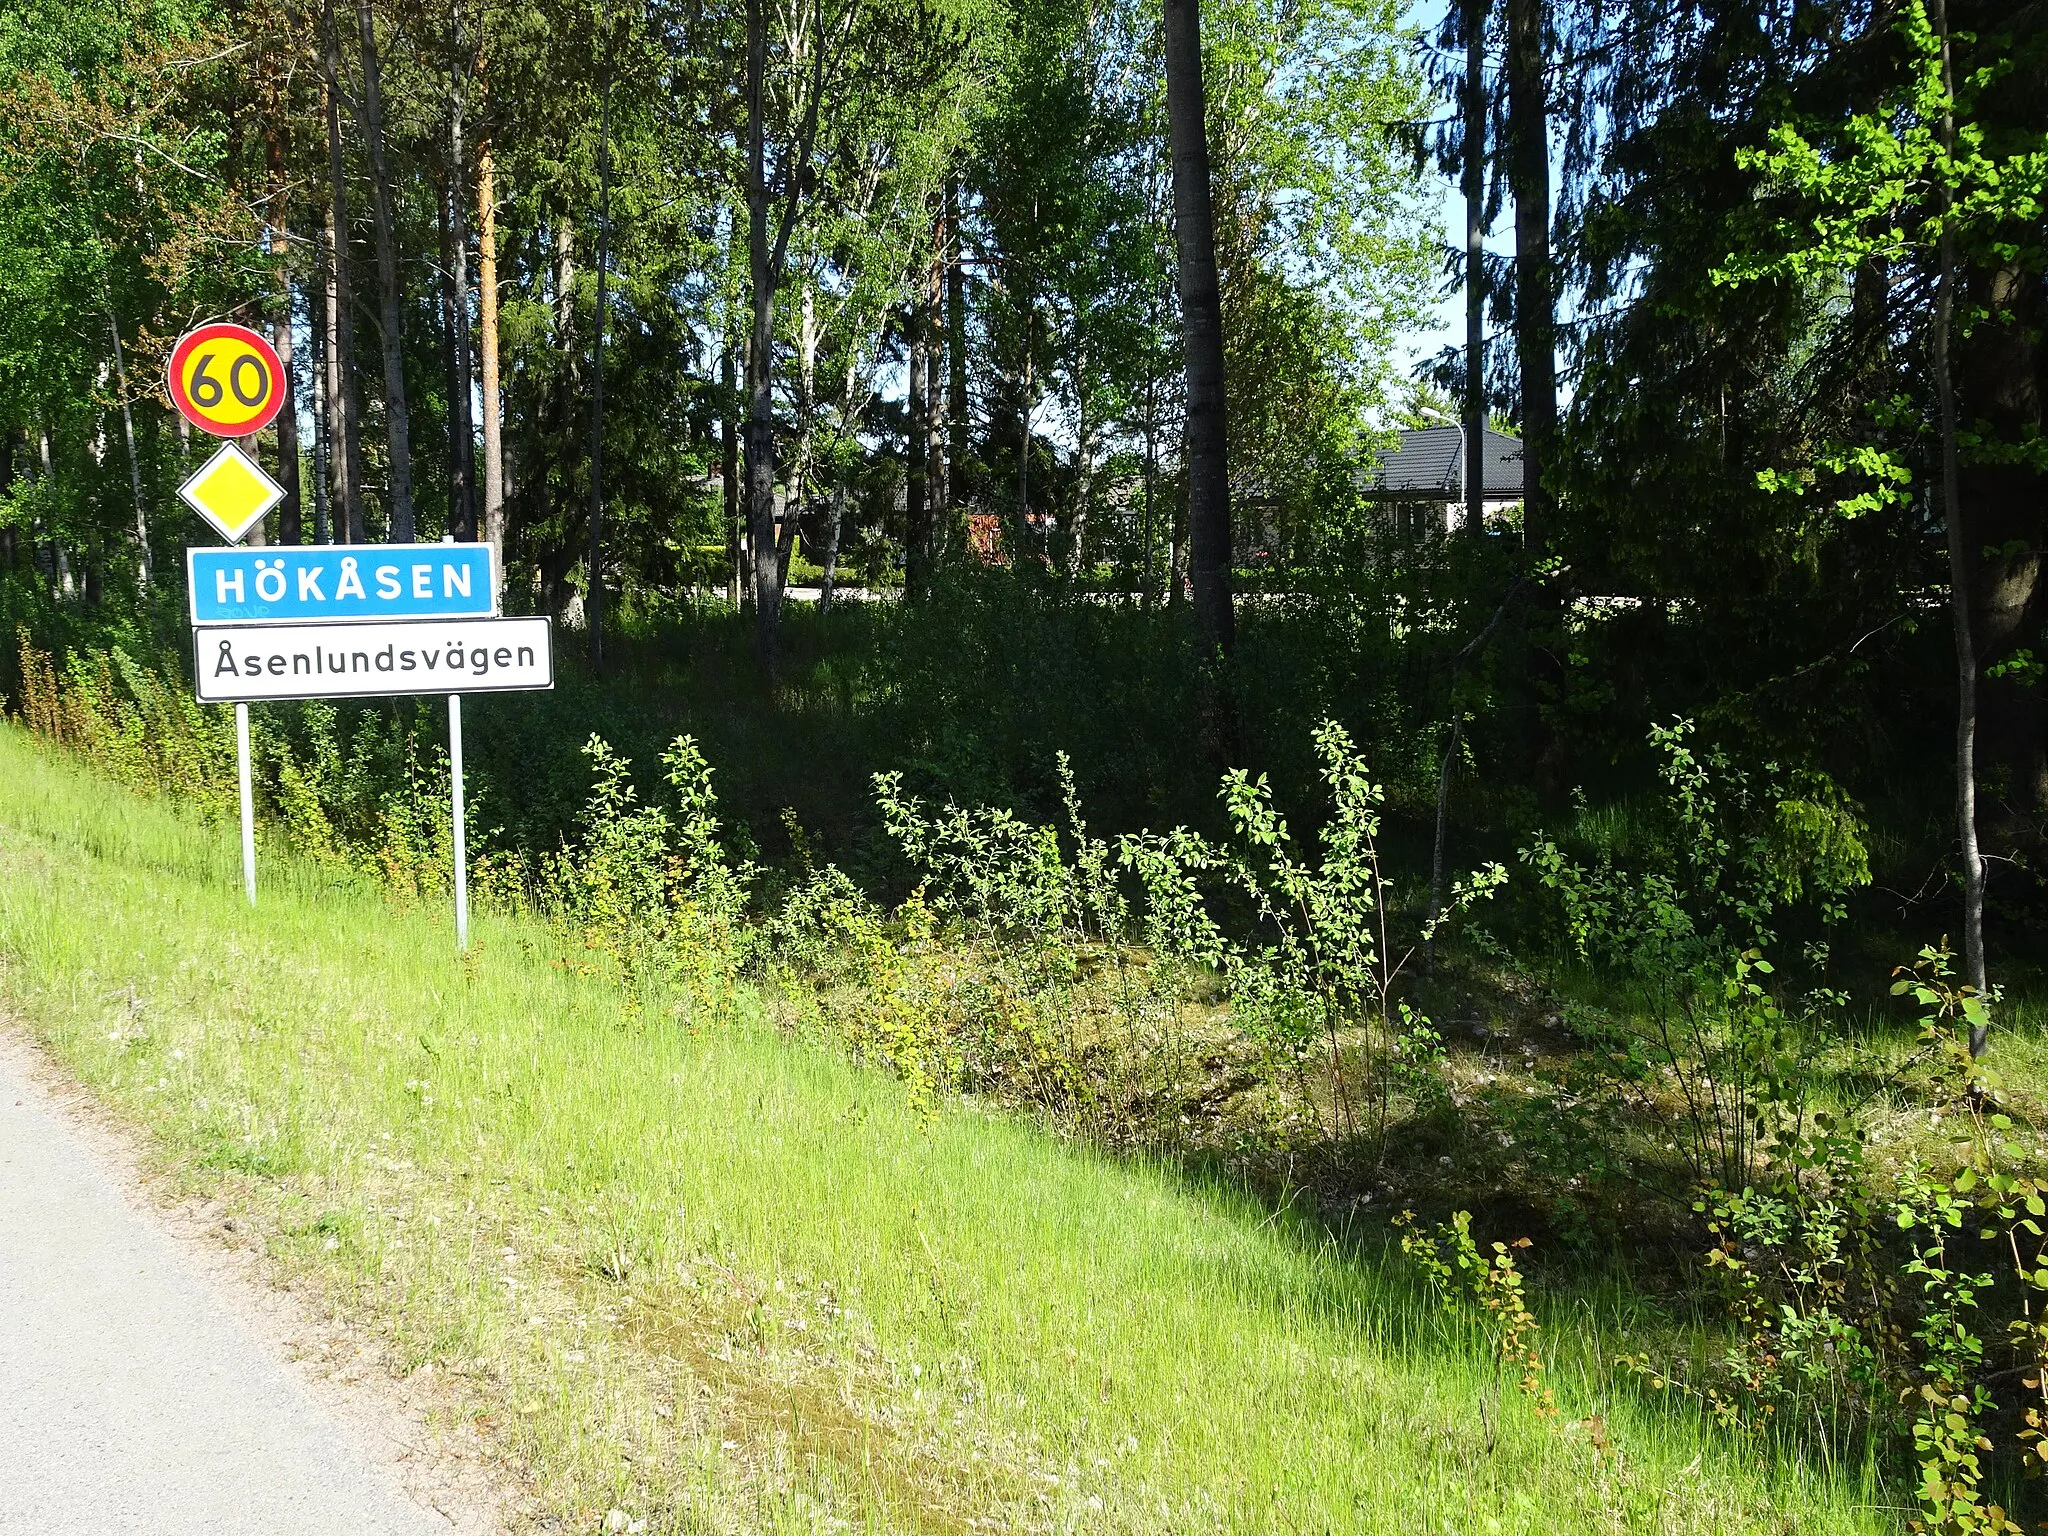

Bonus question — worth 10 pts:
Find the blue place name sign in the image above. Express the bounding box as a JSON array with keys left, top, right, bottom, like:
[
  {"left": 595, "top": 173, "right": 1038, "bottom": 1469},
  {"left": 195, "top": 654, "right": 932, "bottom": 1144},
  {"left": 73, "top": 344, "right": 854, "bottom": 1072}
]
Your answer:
[{"left": 188, "top": 543, "right": 497, "bottom": 626}]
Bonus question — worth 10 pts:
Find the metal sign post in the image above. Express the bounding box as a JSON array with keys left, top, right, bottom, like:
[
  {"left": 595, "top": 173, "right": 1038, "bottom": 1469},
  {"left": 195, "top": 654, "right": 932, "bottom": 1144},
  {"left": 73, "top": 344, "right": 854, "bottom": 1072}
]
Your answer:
[
  {"left": 235, "top": 702, "right": 256, "bottom": 904},
  {"left": 191, "top": 611, "right": 550, "bottom": 946},
  {"left": 449, "top": 694, "right": 468, "bottom": 951},
  {"left": 167, "top": 317, "right": 290, "bottom": 909}
]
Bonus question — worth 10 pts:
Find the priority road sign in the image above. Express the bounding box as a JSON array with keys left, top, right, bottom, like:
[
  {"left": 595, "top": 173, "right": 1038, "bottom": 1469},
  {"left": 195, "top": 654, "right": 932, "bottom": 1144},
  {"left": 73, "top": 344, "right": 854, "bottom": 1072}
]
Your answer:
[
  {"left": 194, "top": 616, "right": 554, "bottom": 704},
  {"left": 168, "top": 322, "right": 286, "bottom": 438},
  {"left": 177, "top": 441, "right": 285, "bottom": 544},
  {"left": 188, "top": 544, "right": 498, "bottom": 625}
]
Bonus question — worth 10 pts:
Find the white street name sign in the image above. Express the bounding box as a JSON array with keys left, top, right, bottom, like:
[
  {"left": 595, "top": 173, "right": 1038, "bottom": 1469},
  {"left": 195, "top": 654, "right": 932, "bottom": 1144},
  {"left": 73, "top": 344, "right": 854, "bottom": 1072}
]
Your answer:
[{"left": 195, "top": 616, "right": 554, "bottom": 704}]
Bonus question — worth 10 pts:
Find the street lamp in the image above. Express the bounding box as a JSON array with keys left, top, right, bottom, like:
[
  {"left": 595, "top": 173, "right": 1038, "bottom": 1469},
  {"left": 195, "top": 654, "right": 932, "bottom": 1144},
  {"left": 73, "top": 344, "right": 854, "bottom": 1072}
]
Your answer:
[{"left": 1417, "top": 404, "right": 1466, "bottom": 535}]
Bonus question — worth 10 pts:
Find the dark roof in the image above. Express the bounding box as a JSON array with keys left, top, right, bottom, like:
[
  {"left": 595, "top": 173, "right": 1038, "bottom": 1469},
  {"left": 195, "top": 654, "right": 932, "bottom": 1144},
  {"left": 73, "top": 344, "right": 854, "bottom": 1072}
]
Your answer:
[{"left": 1364, "top": 424, "right": 1524, "bottom": 499}]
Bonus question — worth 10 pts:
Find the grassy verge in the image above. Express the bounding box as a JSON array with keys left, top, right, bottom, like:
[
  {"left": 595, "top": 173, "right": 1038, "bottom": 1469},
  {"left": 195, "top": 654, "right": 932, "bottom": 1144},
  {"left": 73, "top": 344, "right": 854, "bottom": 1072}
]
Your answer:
[{"left": 0, "top": 722, "right": 1894, "bottom": 1534}]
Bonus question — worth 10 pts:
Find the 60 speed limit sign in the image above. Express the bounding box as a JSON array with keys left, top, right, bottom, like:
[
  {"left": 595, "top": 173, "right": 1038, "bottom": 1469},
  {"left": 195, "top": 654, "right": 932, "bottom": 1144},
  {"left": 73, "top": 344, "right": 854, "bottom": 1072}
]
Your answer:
[{"left": 167, "top": 322, "right": 285, "bottom": 438}]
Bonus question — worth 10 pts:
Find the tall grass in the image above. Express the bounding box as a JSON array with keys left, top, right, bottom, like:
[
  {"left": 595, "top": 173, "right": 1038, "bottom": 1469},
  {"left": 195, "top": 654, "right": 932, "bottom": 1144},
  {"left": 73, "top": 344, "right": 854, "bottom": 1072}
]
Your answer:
[{"left": 0, "top": 723, "right": 1893, "bottom": 1532}]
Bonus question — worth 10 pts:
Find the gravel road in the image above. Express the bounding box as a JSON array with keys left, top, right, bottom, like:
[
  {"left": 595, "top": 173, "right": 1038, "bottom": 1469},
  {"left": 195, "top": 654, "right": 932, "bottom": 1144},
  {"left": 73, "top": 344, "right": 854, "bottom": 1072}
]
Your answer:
[{"left": 0, "top": 1048, "right": 455, "bottom": 1535}]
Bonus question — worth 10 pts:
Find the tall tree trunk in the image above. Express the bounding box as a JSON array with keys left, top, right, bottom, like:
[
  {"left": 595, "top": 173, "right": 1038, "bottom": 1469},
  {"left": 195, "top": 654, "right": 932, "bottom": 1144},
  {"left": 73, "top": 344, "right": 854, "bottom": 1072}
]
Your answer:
[
  {"left": 1141, "top": 363, "right": 1157, "bottom": 602},
  {"left": 437, "top": 182, "right": 462, "bottom": 527},
  {"left": 437, "top": 178, "right": 477, "bottom": 542},
  {"left": 1951, "top": 1, "right": 2047, "bottom": 834},
  {"left": 310, "top": 246, "right": 332, "bottom": 544},
  {"left": 744, "top": 0, "right": 784, "bottom": 666},
  {"left": 446, "top": 24, "right": 478, "bottom": 543},
  {"left": 1506, "top": 0, "right": 1555, "bottom": 559},
  {"left": 554, "top": 221, "right": 576, "bottom": 337},
  {"left": 1929, "top": 0, "right": 1989, "bottom": 1048},
  {"left": 1162, "top": 0, "right": 1235, "bottom": 657},
  {"left": 0, "top": 430, "right": 15, "bottom": 570},
  {"left": 1071, "top": 338, "right": 1092, "bottom": 578},
  {"left": 1960, "top": 261, "right": 2047, "bottom": 835},
  {"left": 1506, "top": 0, "right": 1559, "bottom": 787},
  {"left": 588, "top": 52, "right": 613, "bottom": 673},
  {"left": 320, "top": 55, "right": 364, "bottom": 543},
  {"left": 477, "top": 135, "right": 505, "bottom": 551},
  {"left": 775, "top": 486, "right": 799, "bottom": 589},
  {"left": 1168, "top": 483, "right": 1186, "bottom": 606},
  {"left": 907, "top": 304, "right": 929, "bottom": 598},
  {"left": 926, "top": 208, "right": 947, "bottom": 533},
  {"left": 787, "top": 283, "right": 819, "bottom": 592},
  {"left": 820, "top": 480, "right": 843, "bottom": 612},
  {"left": 945, "top": 175, "right": 969, "bottom": 511},
  {"left": 272, "top": 282, "right": 302, "bottom": 545},
  {"left": 1462, "top": 0, "right": 1487, "bottom": 538},
  {"left": 35, "top": 423, "right": 58, "bottom": 592},
  {"left": 548, "top": 212, "right": 577, "bottom": 576},
  {"left": 722, "top": 327, "right": 741, "bottom": 607},
  {"left": 354, "top": 0, "right": 414, "bottom": 541},
  {"left": 98, "top": 273, "right": 148, "bottom": 584},
  {"left": 265, "top": 113, "right": 302, "bottom": 544},
  {"left": 1017, "top": 292, "right": 1031, "bottom": 546}
]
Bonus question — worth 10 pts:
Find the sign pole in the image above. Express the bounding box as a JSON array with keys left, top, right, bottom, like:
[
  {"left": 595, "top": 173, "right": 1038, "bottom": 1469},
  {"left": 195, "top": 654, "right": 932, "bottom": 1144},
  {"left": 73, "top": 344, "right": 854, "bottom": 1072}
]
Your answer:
[
  {"left": 449, "top": 693, "right": 468, "bottom": 951},
  {"left": 234, "top": 702, "right": 256, "bottom": 904}
]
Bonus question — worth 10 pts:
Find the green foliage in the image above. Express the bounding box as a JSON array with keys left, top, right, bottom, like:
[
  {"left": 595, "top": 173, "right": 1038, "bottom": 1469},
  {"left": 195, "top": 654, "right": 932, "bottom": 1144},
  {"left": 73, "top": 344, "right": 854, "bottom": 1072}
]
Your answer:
[
  {"left": 1715, "top": 2, "right": 2047, "bottom": 291},
  {"left": 15, "top": 626, "right": 237, "bottom": 818},
  {"left": 1521, "top": 718, "right": 1870, "bottom": 981},
  {"left": 1123, "top": 719, "right": 1501, "bottom": 1147},
  {"left": 1398, "top": 1209, "right": 1559, "bottom": 1421},
  {"left": 539, "top": 731, "right": 755, "bottom": 1022},
  {"left": 834, "top": 719, "right": 1501, "bottom": 1151},
  {"left": 1590, "top": 929, "right": 2048, "bottom": 1530},
  {"left": 0, "top": 721, "right": 1906, "bottom": 1534}
]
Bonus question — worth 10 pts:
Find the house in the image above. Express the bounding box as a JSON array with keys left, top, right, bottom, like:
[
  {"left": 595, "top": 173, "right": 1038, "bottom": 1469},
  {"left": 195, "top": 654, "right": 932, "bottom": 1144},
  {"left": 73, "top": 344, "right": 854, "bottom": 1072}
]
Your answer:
[{"left": 1360, "top": 424, "right": 1524, "bottom": 536}]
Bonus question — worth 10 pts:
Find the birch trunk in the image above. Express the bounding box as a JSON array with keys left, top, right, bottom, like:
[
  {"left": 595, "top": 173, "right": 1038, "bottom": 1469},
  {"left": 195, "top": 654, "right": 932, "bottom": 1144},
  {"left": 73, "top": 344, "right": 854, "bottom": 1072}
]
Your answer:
[
  {"left": 1928, "top": 0, "right": 1990, "bottom": 1049},
  {"left": 266, "top": 118, "right": 303, "bottom": 544},
  {"left": 745, "top": 0, "right": 785, "bottom": 664},
  {"left": 98, "top": 277, "right": 149, "bottom": 583}
]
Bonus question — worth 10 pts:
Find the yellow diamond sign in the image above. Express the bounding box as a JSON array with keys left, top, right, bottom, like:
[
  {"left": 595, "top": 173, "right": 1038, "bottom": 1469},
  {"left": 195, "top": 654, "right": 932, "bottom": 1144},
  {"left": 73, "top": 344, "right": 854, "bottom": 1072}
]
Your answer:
[{"left": 178, "top": 441, "right": 283, "bottom": 543}]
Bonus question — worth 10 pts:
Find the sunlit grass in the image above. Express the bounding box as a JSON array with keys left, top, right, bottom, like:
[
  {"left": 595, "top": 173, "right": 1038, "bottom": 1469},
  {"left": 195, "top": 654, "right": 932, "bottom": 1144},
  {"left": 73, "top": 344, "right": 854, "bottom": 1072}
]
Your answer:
[{"left": 0, "top": 723, "right": 1897, "bottom": 1533}]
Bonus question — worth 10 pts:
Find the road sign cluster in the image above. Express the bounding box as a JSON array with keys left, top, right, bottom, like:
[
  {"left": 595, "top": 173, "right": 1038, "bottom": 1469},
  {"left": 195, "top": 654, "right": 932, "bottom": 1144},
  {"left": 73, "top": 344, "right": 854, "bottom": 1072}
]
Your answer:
[
  {"left": 169, "top": 325, "right": 288, "bottom": 542},
  {"left": 168, "top": 317, "right": 552, "bottom": 943},
  {"left": 169, "top": 319, "right": 553, "bottom": 705}
]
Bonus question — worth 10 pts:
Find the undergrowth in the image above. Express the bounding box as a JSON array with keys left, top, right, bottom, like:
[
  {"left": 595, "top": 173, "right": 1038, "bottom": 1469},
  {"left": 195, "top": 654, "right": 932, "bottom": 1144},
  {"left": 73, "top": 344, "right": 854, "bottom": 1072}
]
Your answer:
[{"left": 15, "top": 627, "right": 2048, "bottom": 1529}]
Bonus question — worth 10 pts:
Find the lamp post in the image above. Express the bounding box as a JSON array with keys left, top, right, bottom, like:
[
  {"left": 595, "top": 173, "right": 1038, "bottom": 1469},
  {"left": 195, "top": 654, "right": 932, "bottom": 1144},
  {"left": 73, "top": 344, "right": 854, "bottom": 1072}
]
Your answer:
[{"left": 1417, "top": 404, "right": 1466, "bottom": 535}]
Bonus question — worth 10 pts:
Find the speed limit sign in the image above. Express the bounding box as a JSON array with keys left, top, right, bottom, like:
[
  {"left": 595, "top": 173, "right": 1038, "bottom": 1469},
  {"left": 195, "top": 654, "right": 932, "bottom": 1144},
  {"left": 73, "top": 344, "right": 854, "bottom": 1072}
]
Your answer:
[{"left": 167, "top": 322, "right": 285, "bottom": 438}]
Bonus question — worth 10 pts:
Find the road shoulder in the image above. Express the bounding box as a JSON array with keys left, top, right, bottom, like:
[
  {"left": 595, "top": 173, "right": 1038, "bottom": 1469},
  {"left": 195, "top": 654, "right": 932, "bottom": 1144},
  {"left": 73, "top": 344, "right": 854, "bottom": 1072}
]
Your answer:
[{"left": 0, "top": 1025, "right": 513, "bottom": 1536}]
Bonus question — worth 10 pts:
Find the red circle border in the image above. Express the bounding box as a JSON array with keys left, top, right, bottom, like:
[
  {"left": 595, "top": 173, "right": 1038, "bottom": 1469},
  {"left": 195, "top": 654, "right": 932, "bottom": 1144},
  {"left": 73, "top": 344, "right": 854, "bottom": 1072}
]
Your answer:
[{"left": 167, "top": 322, "right": 285, "bottom": 438}]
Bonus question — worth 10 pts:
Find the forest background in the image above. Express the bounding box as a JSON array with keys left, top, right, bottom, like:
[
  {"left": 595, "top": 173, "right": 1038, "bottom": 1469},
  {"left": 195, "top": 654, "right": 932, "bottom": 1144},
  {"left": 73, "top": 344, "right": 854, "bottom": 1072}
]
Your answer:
[{"left": 3, "top": 0, "right": 2048, "bottom": 1525}]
